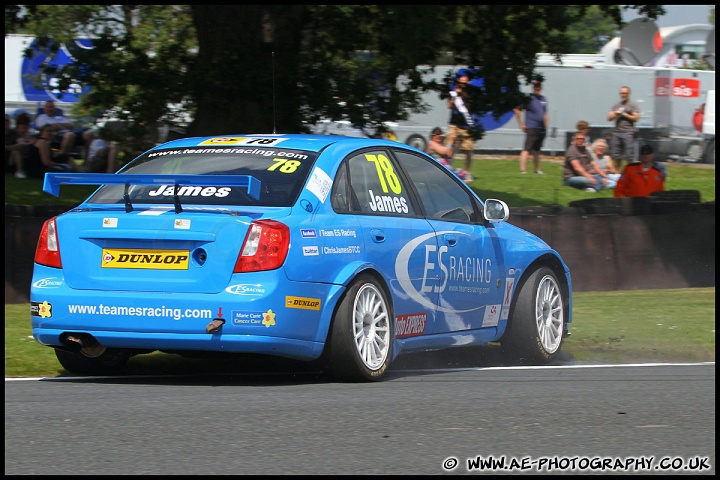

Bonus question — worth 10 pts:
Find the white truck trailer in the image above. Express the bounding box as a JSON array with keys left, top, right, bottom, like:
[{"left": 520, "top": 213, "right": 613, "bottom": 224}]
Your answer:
[
  {"left": 700, "top": 89, "right": 715, "bottom": 164},
  {"left": 391, "top": 60, "right": 715, "bottom": 164}
]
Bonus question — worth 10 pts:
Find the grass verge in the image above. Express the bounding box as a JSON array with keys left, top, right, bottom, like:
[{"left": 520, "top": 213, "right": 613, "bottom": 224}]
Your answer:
[
  {"left": 5, "top": 156, "right": 715, "bottom": 209},
  {"left": 5, "top": 288, "right": 714, "bottom": 378}
]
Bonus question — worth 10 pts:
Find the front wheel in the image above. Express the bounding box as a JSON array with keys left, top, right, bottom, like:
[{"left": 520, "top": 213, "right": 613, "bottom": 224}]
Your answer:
[
  {"left": 325, "top": 274, "right": 393, "bottom": 382},
  {"left": 55, "top": 347, "right": 131, "bottom": 376},
  {"left": 501, "top": 267, "right": 566, "bottom": 365}
]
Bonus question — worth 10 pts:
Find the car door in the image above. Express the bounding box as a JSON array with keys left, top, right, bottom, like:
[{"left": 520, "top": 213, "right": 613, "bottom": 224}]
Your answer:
[
  {"left": 391, "top": 150, "right": 507, "bottom": 334},
  {"left": 342, "top": 148, "right": 440, "bottom": 339}
]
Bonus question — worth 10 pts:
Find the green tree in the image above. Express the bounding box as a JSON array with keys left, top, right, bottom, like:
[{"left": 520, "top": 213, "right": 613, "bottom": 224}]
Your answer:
[
  {"left": 8, "top": 5, "right": 196, "bottom": 150},
  {"left": 5, "top": 5, "right": 667, "bottom": 143},
  {"left": 565, "top": 5, "right": 620, "bottom": 54}
]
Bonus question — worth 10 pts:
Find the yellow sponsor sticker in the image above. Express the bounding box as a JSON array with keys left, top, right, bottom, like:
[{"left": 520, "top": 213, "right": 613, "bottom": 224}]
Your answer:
[
  {"left": 199, "top": 137, "right": 246, "bottom": 145},
  {"left": 285, "top": 296, "right": 321, "bottom": 311},
  {"left": 102, "top": 249, "right": 190, "bottom": 270}
]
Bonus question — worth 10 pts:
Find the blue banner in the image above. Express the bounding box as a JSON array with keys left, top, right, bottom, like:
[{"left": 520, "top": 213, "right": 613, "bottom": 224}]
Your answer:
[{"left": 21, "top": 38, "right": 92, "bottom": 103}]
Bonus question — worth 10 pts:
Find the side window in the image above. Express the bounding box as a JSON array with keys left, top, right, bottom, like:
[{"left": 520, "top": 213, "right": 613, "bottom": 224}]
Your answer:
[
  {"left": 394, "top": 151, "right": 478, "bottom": 223},
  {"left": 330, "top": 163, "right": 352, "bottom": 213},
  {"left": 346, "top": 150, "right": 415, "bottom": 216}
]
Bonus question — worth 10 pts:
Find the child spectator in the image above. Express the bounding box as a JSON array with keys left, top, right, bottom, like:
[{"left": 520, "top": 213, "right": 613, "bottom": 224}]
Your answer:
[{"left": 575, "top": 120, "right": 591, "bottom": 147}]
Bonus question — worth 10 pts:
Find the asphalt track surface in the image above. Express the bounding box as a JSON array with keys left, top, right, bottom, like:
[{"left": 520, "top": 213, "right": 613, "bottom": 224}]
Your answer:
[{"left": 5, "top": 362, "right": 715, "bottom": 475}]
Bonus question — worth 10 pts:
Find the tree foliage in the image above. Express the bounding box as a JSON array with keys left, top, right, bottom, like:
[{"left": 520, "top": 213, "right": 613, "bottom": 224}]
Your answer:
[
  {"left": 8, "top": 6, "right": 196, "bottom": 148},
  {"left": 6, "top": 5, "right": 668, "bottom": 144},
  {"left": 565, "top": 6, "right": 621, "bottom": 54}
]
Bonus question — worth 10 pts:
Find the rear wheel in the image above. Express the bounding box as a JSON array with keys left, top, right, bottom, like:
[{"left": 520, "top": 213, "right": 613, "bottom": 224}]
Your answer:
[
  {"left": 687, "top": 141, "right": 703, "bottom": 161},
  {"left": 55, "top": 347, "right": 131, "bottom": 376},
  {"left": 501, "top": 267, "right": 566, "bottom": 365},
  {"left": 404, "top": 134, "right": 427, "bottom": 152},
  {"left": 325, "top": 274, "right": 393, "bottom": 382}
]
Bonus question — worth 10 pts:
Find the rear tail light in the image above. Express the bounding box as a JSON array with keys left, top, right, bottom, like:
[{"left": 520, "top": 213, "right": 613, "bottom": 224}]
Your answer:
[
  {"left": 35, "top": 218, "right": 63, "bottom": 268},
  {"left": 234, "top": 220, "right": 289, "bottom": 273}
]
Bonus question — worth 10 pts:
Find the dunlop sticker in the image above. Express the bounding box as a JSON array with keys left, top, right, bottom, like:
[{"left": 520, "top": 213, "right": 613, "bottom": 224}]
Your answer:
[
  {"left": 285, "top": 296, "right": 321, "bottom": 311},
  {"left": 102, "top": 249, "right": 190, "bottom": 270}
]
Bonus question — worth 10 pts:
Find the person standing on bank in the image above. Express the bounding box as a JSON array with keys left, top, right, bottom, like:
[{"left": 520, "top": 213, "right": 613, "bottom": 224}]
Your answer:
[
  {"left": 514, "top": 79, "right": 548, "bottom": 175},
  {"left": 607, "top": 86, "right": 640, "bottom": 170},
  {"left": 445, "top": 74, "right": 475, "bottom": 174}
]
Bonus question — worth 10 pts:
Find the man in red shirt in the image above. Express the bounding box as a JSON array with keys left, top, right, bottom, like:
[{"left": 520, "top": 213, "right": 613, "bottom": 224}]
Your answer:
[{"left": 614, "top": 144, "right": 665, "bottom": 198}]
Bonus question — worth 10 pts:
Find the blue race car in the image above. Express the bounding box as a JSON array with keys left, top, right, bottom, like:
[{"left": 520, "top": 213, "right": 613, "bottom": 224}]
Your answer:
[{"left": 30, "top": 134, "right": 572, "bottom": 381}]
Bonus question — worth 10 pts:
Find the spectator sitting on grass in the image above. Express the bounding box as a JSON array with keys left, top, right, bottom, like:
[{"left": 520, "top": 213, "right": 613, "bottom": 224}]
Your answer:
[
  {"left": 5, "top": 113, "right": 32, "bottom": 178},
  {"left": 79, "top": 127, "right": 120, "bottom": 173},
  {"left": 587, "top": 138, "right": 621, "bottom": 189},
  {"left": 35, "top": 100, "right": 93, "bottom": 160},
  {"left": 25, "top": 124, "right": 80, "bottom": 179},
  {"left": 426, "top": 126, "right": 473, "bottom": 183},
  {"left": 562, "top": 131, "right": 610, "bottom": 193}
]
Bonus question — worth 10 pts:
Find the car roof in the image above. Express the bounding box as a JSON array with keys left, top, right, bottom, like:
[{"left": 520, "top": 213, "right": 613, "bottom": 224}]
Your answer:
[{"left": 152, "top": 133, "right": 407, "bottom": 154}]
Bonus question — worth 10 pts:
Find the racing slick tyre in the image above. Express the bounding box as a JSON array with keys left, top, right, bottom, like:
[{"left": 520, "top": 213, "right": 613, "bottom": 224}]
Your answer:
[
  {"left": 55, "top": 347, "right": 131, "bottom": 376},
  {"left": 325, "top": 274, "right": 393, "bottom": 382},
  {"left": 501, "top": 267, "right": 566, "bottom": 365}
]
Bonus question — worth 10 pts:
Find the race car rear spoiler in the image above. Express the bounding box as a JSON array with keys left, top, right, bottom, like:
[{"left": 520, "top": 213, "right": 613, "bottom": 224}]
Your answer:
[{"left": 43, "top": 173, "right": 262, "bottom": 213}]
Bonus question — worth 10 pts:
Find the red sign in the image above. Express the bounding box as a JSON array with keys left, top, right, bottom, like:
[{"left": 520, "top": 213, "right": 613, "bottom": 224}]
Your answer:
[
  {"left": 672, "top": 78, "right": 700, "bottom": 98},
  {"left": 655, "top": 77, "right": 670, "bottom": 96}
]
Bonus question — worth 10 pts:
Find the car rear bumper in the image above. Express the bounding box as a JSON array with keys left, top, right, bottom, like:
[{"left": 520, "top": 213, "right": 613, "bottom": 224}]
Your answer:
[
  {"left": 32, "top": 328, "right": 325, "bottom": 361},
  {"left": 30, "top": 267, "right": 343, "bottom": 361}
]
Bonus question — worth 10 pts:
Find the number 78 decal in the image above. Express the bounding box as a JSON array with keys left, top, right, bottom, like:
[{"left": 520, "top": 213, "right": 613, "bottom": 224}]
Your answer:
[{"left": 365, "top": 154, "right": 402, "bottom": 194}]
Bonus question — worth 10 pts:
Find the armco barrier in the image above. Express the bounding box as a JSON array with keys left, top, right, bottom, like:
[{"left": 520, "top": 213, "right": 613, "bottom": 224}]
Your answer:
[{"left": 4, "top": 202, "right": 715, "bottom": 304}]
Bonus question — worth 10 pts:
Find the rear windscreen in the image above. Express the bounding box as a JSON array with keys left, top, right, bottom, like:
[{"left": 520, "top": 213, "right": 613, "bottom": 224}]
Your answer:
[{"left": 88, "top": 146, "right": 318, "bottom": 207}]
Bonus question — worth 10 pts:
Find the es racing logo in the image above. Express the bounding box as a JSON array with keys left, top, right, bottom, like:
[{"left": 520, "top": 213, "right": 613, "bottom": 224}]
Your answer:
[{"left": 395, "top": 231, "right": 492, "bottom": 314}]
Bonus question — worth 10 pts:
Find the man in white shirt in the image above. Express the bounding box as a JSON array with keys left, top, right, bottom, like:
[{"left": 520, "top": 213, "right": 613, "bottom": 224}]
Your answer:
[{"left": 35, "top": 100, "right": 93, "bottom": 160}]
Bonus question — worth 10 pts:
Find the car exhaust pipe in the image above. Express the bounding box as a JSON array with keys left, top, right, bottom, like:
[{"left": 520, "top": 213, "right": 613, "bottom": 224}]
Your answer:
[
  {"left": 59, "top": 332, "right": 106, "bottom": 357},
  {"left": 205, "top": 318, "right": 225, "bottom": 334}
]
